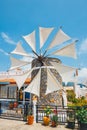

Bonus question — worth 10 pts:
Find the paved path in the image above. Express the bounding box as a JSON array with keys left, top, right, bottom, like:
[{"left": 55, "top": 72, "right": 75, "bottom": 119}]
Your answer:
[{"left": 0, "top": 118, "right": 76, "bottom": 130}]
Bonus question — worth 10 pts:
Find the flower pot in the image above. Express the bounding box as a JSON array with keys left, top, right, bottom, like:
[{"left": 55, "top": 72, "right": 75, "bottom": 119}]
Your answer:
[
  {"left": 27, "top": 115, "right": 34, "bottom": 125},
  {"left": 43, "top": 116, "right": 50, "bottom": 126},
  {"left": 67, "top": 121, "right": 75, "bottom": 129},
  {"left": 80, "top": 123, "right": 87, "bottom": 130},
  {"left": 51, "top": 121, "right": 57, "bottom": 127}
]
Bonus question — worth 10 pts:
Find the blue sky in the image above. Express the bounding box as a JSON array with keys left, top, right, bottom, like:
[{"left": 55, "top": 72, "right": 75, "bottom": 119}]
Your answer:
[{"left": 0, "top": 0, "right": 87, "bottom": 74}]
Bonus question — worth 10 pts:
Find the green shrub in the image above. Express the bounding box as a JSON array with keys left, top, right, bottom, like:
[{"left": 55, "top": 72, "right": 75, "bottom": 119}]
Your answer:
[
  {"left": 76, "top": 107, "right": 87, "bottom": 123},
  {"left": 67, "top": 90, "right": 87, "bottom": 107}
]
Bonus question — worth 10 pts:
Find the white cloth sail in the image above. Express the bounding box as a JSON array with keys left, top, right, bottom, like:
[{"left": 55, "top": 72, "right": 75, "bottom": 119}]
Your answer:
[
  {"left": 12, "top": 70, "right": 32, "bottom": 89},
  {"left": 45, "top": 68, "right": 62, "bottom": 95},
  {"left": 23, "top": 30, "right": 36, "bottom": 52},
  {"left": 50, "top": 62, "right": 76, "bottom": 82},
  {"left": 24, "top": 68, "right": 41, "bottom": 97},
  {"left": 11, "top": 42, "right": 31, "bottom": 57},
  {"left": 9, "top": 56, "right": 30, "bottom": 70},
  {"left": 50, "top": 62, "right": 75, "bottom": 74},
  {"left": 39, "top": 27, "right": 54, "bottom": 49},
  {"left": 48, "top": 29, "right": 71, "bottom": 49},
  {"left": 52, "top": 41, "right": 77, "bottom": 59}
]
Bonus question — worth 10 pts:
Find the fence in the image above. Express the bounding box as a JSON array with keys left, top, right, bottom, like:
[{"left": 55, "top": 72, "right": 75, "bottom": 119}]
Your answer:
[
  {"left": 36, "top": 105, "right": 76, "bottom": 124},
  {"left": 0, "top": 100, "right": 32, "bottom": 120},
  {"left": 0, "top": 100, "right": 78, "bottom": 124}
]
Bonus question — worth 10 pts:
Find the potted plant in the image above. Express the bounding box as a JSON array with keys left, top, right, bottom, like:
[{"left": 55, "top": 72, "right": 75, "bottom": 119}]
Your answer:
[
  {"left": 76, "top": 107, "right": 87, "bottom": 130},
  {"left": 51, "top": 109, "right": 58, "bottom": 127},
  {"left": 27, "top": 110, "right": 34, "bottom": 125},
  {"left": 66, "top": 109, "right": 75, "bottom": 129},
  {"left": 43, "top": 106, "right": 52, "bottom": 126},
  {"left": 51, "top": 115, "right": 58, "bottom": 127}
]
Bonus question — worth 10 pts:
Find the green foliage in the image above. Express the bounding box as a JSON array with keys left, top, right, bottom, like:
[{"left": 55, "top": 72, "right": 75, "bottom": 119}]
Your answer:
[
  {"left": 76, "top": 107, "right": 87, "bottom": 123},
  {"left": 51, "top": 115, "right": 58, "bottom": 123},
  {"left": 44, "top": 106, "right": 52, "bottom": 116},
  {"left": 67, "top": 90, "right": 87, "bottom": 107},
  {"left": 28, "top": 109, "right": 33, "bottom": 115},
  {"left": 68, "top": 97, "right": 87, "bottom": 107},
  {"left": 51, "top": 109, "right": 58, "bottom": 123},
  {"left": 67, "top": 90, "right": 76, "bottom": 102}
]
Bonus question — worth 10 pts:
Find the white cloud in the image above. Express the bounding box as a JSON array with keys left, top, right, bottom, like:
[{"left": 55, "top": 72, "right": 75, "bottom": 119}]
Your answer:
[
  {"left": 78, "top": 68, "right": 87, "bottom": 83},
  {"left": 0, "top": 48, "right": 9, "bottom": 56},
  {"left": 78, "top": 68, "right": 87, "bottom": 78},
  {"left": 1, "top": 32, "right": 16, "bottom": 45},
  {"left": 79, "top": 38, "right": 87, "bottom": 54}
]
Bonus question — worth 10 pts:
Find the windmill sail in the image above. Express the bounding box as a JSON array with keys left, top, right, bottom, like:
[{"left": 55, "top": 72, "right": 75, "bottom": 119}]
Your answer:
[
  {"left": 45, "top": 68, "right": 62, "bottom": 95},
  {"left": 24, "top": 68, "right": 41, "bottom": 97},
  {"left": 11, "top": 42, "right": 31, "bottom": 57},
  {"left": 39, "top": 27, "right": 54, "bottom": 49},
  {"left": 52, "top": 41, "right": 77, "bottom": 58},
  {"left": 50, "top": 62, "right": 76, "bottom": 74},
  {"left": 50, "top": 62, "right": 76, "bottom": 82},
  {"left": 12, "top": 70, "right": 32, "bottom": 89},
  {"left": 9, "top": 56, "right": 30, "bottom": 70},
  {"left": 23, "top": 30, "right": 36, "bottom": 52},
  {"left": 48, "top": 29, "right": 71, "bottom": 49}
]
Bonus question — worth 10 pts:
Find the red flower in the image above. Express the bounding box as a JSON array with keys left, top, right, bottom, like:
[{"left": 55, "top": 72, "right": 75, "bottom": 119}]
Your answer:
[{"left": 53, "top": 109, "right": 57, "bottom": 114}]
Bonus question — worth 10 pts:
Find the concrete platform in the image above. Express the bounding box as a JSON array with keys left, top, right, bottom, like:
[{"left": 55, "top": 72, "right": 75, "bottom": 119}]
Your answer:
[{"left": 0, "top": 118, "right": 78, "bottom": 130}]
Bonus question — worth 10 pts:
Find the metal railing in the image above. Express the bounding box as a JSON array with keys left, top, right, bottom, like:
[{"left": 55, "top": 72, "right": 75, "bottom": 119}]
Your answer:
[
  {"left": 36, "top": 105, "right": 70, "bottom": 124},
  {"left": 0, "top": 101, "right": 84, "bottom": 125},
  {"left": 0, "top": 100, "right": 33, "bottom": 121}
]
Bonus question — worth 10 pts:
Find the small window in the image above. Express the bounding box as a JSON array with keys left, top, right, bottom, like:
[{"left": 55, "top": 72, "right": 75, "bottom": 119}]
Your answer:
[
  {"left": 8, "top": 86, "right": 17, "bottom": 99},
  {"left": 0, "top": 86, "right": 7, "bottom": 98}
]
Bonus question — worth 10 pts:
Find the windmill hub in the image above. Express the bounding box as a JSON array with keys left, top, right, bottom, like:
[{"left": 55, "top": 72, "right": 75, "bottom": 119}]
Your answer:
[{"left": 38, "top": 55, "right": 43, "bottom": 61}]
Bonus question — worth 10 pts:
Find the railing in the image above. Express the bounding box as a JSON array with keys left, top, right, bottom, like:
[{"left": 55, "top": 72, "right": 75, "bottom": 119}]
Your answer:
[
  {"left": 0, "top": 101, "right": 83, "bottom": 124},
  {"left": 0, "top": 100, "right": 33, "bottom": 121},
  {"left": 36, "top": 105, "right": 70, "bottom": 124}
]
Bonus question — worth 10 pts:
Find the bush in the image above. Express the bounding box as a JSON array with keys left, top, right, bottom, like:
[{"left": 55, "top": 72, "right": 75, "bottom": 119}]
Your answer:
[
  {"left": 76, "top": 107, "right": 87, "bottom": 123},
  {"left": 67, "top": 90, "right": 87, "bottom": 107},
  {"left": 67, "top": 90, "right": 76, "bottom": 102}
]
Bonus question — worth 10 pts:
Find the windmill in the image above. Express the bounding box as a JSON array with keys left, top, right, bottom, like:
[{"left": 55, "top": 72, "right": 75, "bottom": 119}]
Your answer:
[{"left": 9, "top": 27, "right": 77, "bottom": 105}]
